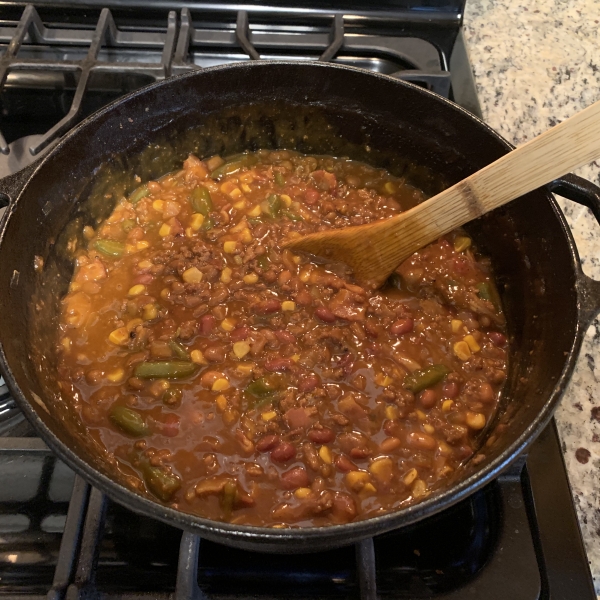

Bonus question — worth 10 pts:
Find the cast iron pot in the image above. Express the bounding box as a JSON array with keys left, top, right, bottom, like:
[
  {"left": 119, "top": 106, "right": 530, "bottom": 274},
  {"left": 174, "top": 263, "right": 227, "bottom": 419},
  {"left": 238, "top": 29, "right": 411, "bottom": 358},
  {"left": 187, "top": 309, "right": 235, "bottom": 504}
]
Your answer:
[{"left": 0, "top": 62, "right": 599, "bottom": 553}]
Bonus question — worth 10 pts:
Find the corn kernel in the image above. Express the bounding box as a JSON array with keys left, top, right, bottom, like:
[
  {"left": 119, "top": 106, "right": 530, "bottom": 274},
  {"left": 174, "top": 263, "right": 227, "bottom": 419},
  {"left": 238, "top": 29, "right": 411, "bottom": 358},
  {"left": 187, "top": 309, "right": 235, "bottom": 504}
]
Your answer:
[
  {"left": 215, "top": 394, "right": 228, "bottom": 412},
  {"left": 375, "top": 373, "right": 393, "bottom": 387},
  {"left": 385, "top": 405, "right": 399, "bottom": 420},
  {"left": 191, "top": 350, "right": 207, "bottom": 365},
  {"left": 108, "top": 327, "right": 129, "bottom": 346},
  {"left": 384, "top": 181, "right": 396, "bottom": 194},
  {"left": 142, "top": 304, "right": 158, "bottom": 321},
  {"left": 281, "top": 301, "right": 296, "bottom": 311},
  {"left": 158, "top": 223, "right": 171, "bottom": 237},
  {"left": 243, "top": 273, "right": 259, "bottom": 284},
  {"left": 220, "top": 267, "right": 232, "bottom": 284},
  {"left": 412, "top": 479, "right": 428, "bottom": 498},
  {"left": 223, "top": 408, "right": 238, "bottom": 425},
  {"left": 451, "top": 319, "right": 463, "bottom": 333},
  {"left": 466, "top": 412, "right": 486, "bottom": 430},
  {"left": 463, "top": 334, "right": 481, "bottom": 353},
  {"left": 295, "top": 487, "right": 312, "bottom": 498},
  {"left": 221, "top": 317, "right": 236, "bottom": 332},
  {"left": 229, "top": 188, "right": 243, "bottom": 200},
  {"left": 403, "top": 468, "right": 418, "bottom": 486},
  {"left": 236, "top": 362, "right": 255, "bottom": 375},
  {"left": 345, "top": 470, "right": 371, "bottom": 492},
  {"left": 291, "top": 354, "right": 300, "bottom": 362},
  {"left": 136, "top": 241, "right": 149, "bottom": 251},
  {"left": 185, "top": 227, "right": 193, "bottom": 238},
  {"left": 107, "top": 369, "right": 125, "bottom": 383},
  {"left": 125, "top": 244, "right": 136, "bottom": 254},
  {"left": 292, "top": 255, "right": 301, "bottom": 264},
  {"left": 223, "top": 241, "right": 237, "bottom": 254},
  {"left": 240, "top": 228, "right": 252, "bottom": 243},
  {"left": 241, "top": 184, "right": 252, "bottom": 194},
  {"left": 423, "top": 423, "right": 435, "bottom": 434},
  {"left": 281, "top": 194, "right": 292, "bottom": 207},
  {"left": 454, "top": 236, "right": 472, "bottom": 252},
  {"left": 152, "top": 199, "right": 165, "bottom": 211},
  {"left": 61, "top": 337, "right": 71, "bottom": 352},
  {"left": 262, "top": 410, "right": 278, "bottom": 422},
  {"left": 182, "top": 267, "right": 203, "bottom": 284},
  {"left": 128, "top": 284, "right": 146, "bottom": 297},
  {"left": 415, "top": 409, "right": 426, "bottom": 421},
  {"left": 127, "top": 318, "right": 143, "bottom": 331},
  {"left": 190, "top": 213, "right": 205, "bottom": 231},
  {"left": 138, "top": 260, "right": 152, "bottom": 269},
  {"left": 230, "top": 219, "right": 247, "bottom": 233},
  {"left": 453, "top": 341, "right": 471, "bottom": 361},
  {"left": 220, "top": 181, "right": 238, "bottom": 195},
  {"left": 233, "top": 341, "right": 251, "bottom": 359},
  {"left": 319, "top": 446, "right": 333, "bottom": 464},
  {"left": 299, "top": 266, "right": 312, "bottom": 282},
  {"left": 369, "top": 457, "right": 393, "bottom": 484},
  {"left": 442, "top": 399, "right": 454, "bottom": 412},
  {"left": 212, "top": 378, "right": 230, "bottom": 392},
  {"left": 234, "top": 199, "right": 247, "bottom": 209},
  {"left": 361, "top": 483, "right": 377, "bottom": 495},
  {"left": 160, "top": 287, "right": 170, "bottom": 300},
  {"left": 247, "top": 205, "right": 261, "bottom": 217}
]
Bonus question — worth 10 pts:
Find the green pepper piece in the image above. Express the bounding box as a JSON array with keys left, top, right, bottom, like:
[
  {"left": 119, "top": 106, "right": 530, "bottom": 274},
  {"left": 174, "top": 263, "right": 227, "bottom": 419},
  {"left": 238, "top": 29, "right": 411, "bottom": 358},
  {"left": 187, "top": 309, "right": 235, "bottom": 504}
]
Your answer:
[
  {"left": 129, "top": 184, "right": 150, "bottom": 204},
  {"left": 247, "top": 217, "right": 263, "bottom": 227},
  {"left": 163, "top": 387, "right": 183, "bottom": 407},
  {"left": 143, "top": 465, "right": 181, "bottom": 502},
  {"left": 274, "top": 171, "right": 285, "bottom": 186},
  {"left": 220, "top": 479, "right": 239, "bottom": 518},
  {"left": 267, "top": 194, "right": 282, "bottom": 218},
  {"left": 210, "top": 154, "right": 257, "bottom": 179},
  {"left": 246, "top": 376, "right": 280, "bottom": 399},
  {"left": 134, "top": 360, "right": 197, "bottom": 379},
  {"left": 109, "top": 406, "right": 149, "bottom": 437},
  {"left": 256, "top": 255, "right": 270, "bottom": 270},
  {"left": 121, "top": 219, "right": 137, "bottom": 232},
  {"left": 169, "top": 339, "right": 190, "bottom": 360},
  {"left": 190, "top": 186, "right": 213, "bottom": 216},
  {"left": 403, "top": 365, "right": 450, "bottom": 394},
  {"left": 281, "top": 208, "right": 303, "bottom": 222},
  {"left": 93, "top": 239, "right": 125, "bottom": 257},
  {"left": 477, "top": 282, "right": 501, "bottom": 310}
]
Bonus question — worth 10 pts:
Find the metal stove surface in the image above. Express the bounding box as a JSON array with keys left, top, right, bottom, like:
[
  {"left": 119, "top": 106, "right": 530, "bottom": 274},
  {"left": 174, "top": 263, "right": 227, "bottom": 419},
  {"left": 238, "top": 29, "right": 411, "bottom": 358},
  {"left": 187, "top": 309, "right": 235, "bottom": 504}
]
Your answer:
[{"left": 0, "top": 3, "right": 595, "bottom": 599}]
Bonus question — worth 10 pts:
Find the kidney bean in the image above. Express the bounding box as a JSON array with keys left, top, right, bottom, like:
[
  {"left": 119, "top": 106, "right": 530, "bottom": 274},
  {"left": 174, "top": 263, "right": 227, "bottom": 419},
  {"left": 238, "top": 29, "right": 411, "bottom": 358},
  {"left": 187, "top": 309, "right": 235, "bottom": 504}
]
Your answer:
[
  {"left": 153, "top": 413, "right": 180, "bottom": 437},
  {"left": 295, "top": 289, "right": 313, "bottom": 306},
  {"left": 406, "top": 431, "right": 437, "bottom": 451},
  {"left": 379, "top": 436, "right": 401, "bottom": 452},
  {"left": 304, "top": 188, "right": 320, "bottom": 205},
  {"left": 298, "top": 374, "right": 320, "bottom": 393},
  {"left": 314, "top": 307, "right": 336, "bottom": 323},
  {"left": 133, "top": 273, "right": 154, "bottom": 285},
  {"left": 281, "top": 467, "right": 309, "bottom": 490},
  {"left": 489, "top": 331, "right": 508, "bottom": 347},
  {"left": 442, "top": 381, "right": 459, "bottom": 399},
  {"left": 308, "top": 427, "right": 335, "bottom": 444},
  {"left": 204, "top": 345, "right": 226, "bottom": 362},
  {"left": 478, "top": 382, "right": 495, "bottom": 403},
  {"left": 255, "top": 298, "right": 281, "bottom": 314},
  {"left": 256, "top": 434, "right": 281, "bottom": 452},
  {"left": 284, "top": 407, "right": 312, "bottom": 429},
  {"left": 230, "top": 326, "right": 251, "bottom": 342},
  {"left": 275, "top": 330, "right": 296, "bottom": 344},
  {"left": 418, "top": 389, "right": 437, "bottom": 409},
  {"left": 271, "top": 442, "right": 296, "bottom": 463},
  {"left": 390, "top": 318, "right": 414, "bottom": 336},
  {"left": 334, "top": 454, "right": 357, "bottom": 472},
  {"left": 264, "top": 357, "right": 294, "bottom": 372},
  {"left": 199, "top": 314, "right": 216, "bottom": 334},
  {"left": 331, "top": 492, "right": 357, "bottom": 523}
]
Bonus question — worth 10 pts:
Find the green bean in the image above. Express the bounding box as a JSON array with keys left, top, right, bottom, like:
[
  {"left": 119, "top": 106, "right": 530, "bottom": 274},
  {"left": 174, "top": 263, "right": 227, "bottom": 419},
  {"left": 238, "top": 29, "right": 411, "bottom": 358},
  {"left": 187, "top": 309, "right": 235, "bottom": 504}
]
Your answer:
[
  {"left": 190, "top": 186, "right": 213, "bottom": 216},
  {"left": 477, "top": 282, "right": 500, "bottom": 310},
  {"left": 93, "top": 239, "right": 125, "bottom": 257},
  {"left": 282, "top": 208, "right": 303, "bottom": 221},
  {"left": 274, "top": 171, "right": 285, "bottom": 186},
  {"left": 267, "top": 194, "right": 282, "bottom": 218},
  {"left": 246, "top": 376, "right": 280, "bottom": 399},
  {"left": 143, "top": 465, "right": 181, "bottom": 502},
  {"left": 220, "top": 479, "right": 238, "bottom": 517},
  {"left": 403, "top": 364, "right": 450, "bottom": 394},
  {"left": 134, "top": 360, "right": 197, "bottom": 379},
  {"left": 109, "top": 406, "right": 149, "bottom": 437},
  {"left": 129, "top": 184, "right": 150, "bottom": 204},
  {"left": 210, "top": 154, "right": 257, "bottom": 179},
  {"left": 169, "top": 339, "right": 190, "bottom": 360},
  {"left": 201, "top": 216, "right": 215, "bottom": 231},
  {"left": 247, "top": 217, "right": 263, "bottom": 227}
]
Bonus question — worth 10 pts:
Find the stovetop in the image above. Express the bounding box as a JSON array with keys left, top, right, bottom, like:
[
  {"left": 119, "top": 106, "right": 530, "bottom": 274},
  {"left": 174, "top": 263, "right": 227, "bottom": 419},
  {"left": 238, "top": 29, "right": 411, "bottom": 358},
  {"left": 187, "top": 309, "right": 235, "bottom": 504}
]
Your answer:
[{"left": 0, "top": 3, "right": 596, "bottom": 599}]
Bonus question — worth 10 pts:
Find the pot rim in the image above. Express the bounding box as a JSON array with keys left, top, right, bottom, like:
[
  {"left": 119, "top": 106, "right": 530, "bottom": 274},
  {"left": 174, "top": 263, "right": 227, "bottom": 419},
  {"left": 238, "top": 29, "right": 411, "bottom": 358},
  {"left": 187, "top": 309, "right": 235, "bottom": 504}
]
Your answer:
[{"left": 0, "top": 60, "right": 587, "bottom": 549}]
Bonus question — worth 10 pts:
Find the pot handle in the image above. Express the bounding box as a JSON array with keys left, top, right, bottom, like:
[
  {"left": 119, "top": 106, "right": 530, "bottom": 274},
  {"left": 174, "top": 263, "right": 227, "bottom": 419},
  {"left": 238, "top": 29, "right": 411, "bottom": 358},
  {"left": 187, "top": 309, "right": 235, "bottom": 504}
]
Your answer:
[{"left": 548, "top": 173, "right": 600, "bottom": 326}]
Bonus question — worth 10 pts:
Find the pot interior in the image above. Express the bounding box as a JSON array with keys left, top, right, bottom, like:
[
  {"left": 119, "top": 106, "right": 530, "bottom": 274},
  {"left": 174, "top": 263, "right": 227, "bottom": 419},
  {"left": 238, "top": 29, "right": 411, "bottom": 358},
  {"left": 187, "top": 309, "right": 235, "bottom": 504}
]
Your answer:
[{"left": 0, "top": 63, "right": 580, "bottom": 550}]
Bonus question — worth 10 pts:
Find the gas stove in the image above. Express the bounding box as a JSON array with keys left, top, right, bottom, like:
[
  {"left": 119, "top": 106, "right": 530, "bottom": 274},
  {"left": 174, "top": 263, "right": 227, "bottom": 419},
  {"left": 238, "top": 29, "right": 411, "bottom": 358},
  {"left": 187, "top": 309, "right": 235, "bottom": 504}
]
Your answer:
[{"left": 0, "top": 3, "right": 595, "bottom": 599}]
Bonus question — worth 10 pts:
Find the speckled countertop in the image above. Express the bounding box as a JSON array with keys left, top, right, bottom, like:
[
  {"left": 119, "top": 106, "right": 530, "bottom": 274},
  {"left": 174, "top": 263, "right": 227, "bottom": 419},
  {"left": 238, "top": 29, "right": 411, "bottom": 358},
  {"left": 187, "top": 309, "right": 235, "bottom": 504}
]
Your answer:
[{"left": 463, "top": 0, "right": 600, "bottom": 593}]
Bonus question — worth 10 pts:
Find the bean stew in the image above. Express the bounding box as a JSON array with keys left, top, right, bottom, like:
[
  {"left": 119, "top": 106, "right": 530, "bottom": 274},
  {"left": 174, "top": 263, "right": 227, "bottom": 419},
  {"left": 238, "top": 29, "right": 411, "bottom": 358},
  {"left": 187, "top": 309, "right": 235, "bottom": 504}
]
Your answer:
[{"left": 57, "top": 150, "right": 508, "bottom": 527}]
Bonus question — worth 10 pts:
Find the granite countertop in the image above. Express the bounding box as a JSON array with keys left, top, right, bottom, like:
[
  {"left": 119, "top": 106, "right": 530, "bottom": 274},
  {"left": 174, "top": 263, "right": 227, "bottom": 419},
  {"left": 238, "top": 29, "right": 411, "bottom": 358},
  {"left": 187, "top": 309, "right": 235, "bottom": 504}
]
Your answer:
[{"left": 463, "top": 0, "right": 600, "bottom": 593}]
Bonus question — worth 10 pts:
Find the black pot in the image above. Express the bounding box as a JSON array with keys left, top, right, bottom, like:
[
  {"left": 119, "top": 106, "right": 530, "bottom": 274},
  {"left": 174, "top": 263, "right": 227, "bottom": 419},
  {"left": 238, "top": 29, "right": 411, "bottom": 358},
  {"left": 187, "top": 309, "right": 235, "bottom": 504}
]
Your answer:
[{"left": 0, "top": 62, "right": 599, "bottom": 553}]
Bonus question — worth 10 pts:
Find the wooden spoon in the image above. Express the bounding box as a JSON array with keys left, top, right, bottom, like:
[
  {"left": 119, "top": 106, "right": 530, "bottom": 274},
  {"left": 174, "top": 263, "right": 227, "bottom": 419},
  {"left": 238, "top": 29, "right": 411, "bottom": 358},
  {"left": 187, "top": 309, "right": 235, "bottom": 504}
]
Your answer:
[{"left": 284, "top": 99, "right": 600, "bottom": 289}]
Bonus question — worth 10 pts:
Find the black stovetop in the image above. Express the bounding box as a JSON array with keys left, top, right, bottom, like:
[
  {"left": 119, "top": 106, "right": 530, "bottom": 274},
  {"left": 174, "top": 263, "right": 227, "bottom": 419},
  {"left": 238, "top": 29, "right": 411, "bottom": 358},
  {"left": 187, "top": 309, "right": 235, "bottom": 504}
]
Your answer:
[{"left": 0, "top": 3, "right": 595, "bottom": 599}]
